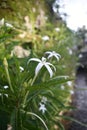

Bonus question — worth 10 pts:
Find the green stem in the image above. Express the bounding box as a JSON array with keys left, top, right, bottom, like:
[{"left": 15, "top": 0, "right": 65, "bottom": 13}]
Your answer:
[
  {"left": 30, "top": 74, "right": 37, "bottom": 86},
  {"left": 3, "top": 57, "right": 14, "bottom": 93},
  {"left": 23, "top": 74, "right": 37, "bottom": 108},
  {"left": 21, "top": 110, "right": 49, "bottom": 130}
]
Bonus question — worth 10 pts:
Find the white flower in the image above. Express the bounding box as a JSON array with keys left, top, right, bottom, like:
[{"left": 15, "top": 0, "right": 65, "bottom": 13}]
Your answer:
[
  {"left": 5, "top": 94, "right": 8, "bottom": 97},
  {"left": 67, "top": 81, "right": 72, "bottom": 87},
  {"left": 0, "top": 18, "right": 4, "bottom": 27},
  {"left": 28, "top": 57, "right": 56, "bottom": 78},
  {"left": 69, "top": 90, "right": 74, "bottom": 95},
  {"left": 42, "top": 36, "right": 49, "bottom": 41},
  {"left": 19, "top": 66, "right": 24, "bottom": 72},
  {"left": 39, "top": 103, "right": 47, "bottom": 114},
  {"left": 4, "top": 85, "right": 8, "bottom": 89},
  {"left": 41, "top": 96, "right": 47, "bottom": 104},
  {"left": 5, "top": 23, "right": 13, "bottom": 28},
  {"left": 55, "top": 27, "right": 60, "bottom": 32},
  {"left": 45, "top": 51, "right": 61, "bottom": 61},
  {"left": 78, "top": 54, "right": 83, "bottom": 58}
]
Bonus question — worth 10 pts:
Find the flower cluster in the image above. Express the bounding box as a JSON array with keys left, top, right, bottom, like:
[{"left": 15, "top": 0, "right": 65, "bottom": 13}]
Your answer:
[
  {"left": 28, "top": 51, "right": 61, "bottom": 78},
  {"left": 39, "top": 96, "right": 47, "bottom": 114},
  {"left": 45, "top": 51, "right": 61, "bottom": 61},
  {"left": 27, "top": 51, "right": 61, "bottom": 114}
]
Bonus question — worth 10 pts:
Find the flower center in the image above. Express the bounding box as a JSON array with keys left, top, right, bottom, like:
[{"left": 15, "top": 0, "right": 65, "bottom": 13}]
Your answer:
[{"left": 42, "top": 57, "right": 46, "bottom": 64}]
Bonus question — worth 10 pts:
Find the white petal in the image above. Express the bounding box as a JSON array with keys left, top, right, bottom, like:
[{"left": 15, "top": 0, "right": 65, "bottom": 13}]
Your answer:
[
  {"left": 47, "top": 54, "right": 52, "bottom": 59},
  {"left": 45, "top": 51, "right": 61, "bottom": 60},
  {"left": 45, "top": 51, "right": 51, "bottom": 54},
  {"left": 41, "top": 57, "right": 46, "bottom": 62},
  {"left": 54, "top": 54, "right": 60, "bottom": 60},
  {"left": 19, "top": 66, "right": 24, "bottom": 72},
  {"left": 45, "top": 64, "right": 53, "bottom": 78},
  {"left": 28, "top": 58, "right": 41, "bottom": 64},
  {"left": 56, "top": 53, "right": 61, "bottom": 57},
  {"left": 5, "top": 94, "right": 8, "bottom": 97},
  {"left": 42, "top": 36, "right": 49, "bottom": 41},
  {"left": 67, "top": 81, "right": 72, "bottom": 86},
  {"left": 39, "top": 104, "right": 47, "bottom": 114},
  {"left": 70, "top": 90, "right": 74, "bottom": 95},
  {"left": 46, "top": 62, "right": 56, "bottom": 71},
  {"left": 35, "top": 62, "right": 43, "bottom": 76},
  {"left": 41, "top": 96, "right": 47, "bottom": 103},
  {"left": 53, "top": 52, "right": 61, "bottom": 58},
  {"left": 5, "top": 23, "right": 13, "bottom": 28},
  {"left": 4, "top": 85, "right": 8, "bottom": 89}
]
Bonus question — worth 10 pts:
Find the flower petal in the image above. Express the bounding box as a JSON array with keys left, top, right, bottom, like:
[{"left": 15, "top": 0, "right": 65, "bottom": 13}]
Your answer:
[
  {"left": 56, "top": 53, "right": 61, "bottom": 58},
  {"left": 45, "top": 51, "right": 51, "bottom": 54},
  {"left": 28, "top": 58, "right": 41, "bottom": 64},
  {"left": 5, "top": 23, "right": 13, "bottom": 28},
  {"left": 19, "top": 66, "right": 24, "bottom": 72},
  {"left": 54, "top": 54, "right": 60, "bottom": 61},
  {"left": 4, "top": 85, "right": 8, "bottom": 89},
  {"left": 35, "top": 62, "right": 43, "bottom": 76},
  {"left": 39, "top": 103, "right": 47, "bottom": 114},
  {"left": 41, "top": 57, "right": 46, "bottom": 62},
  {"left": 45, "top": 51, "right": 61, "bottom": 60},
  {"left": 45, "top": 64, "right": 54, "bottom": 78},
  {"left": 46, "top": 62, "right": 56, "bottom": 71},
  {"left": 42, "top": 36, "right": 49, "bottom": 41},
  {"left": 47, "top": 54, "right": 52, "bottom": 59}
]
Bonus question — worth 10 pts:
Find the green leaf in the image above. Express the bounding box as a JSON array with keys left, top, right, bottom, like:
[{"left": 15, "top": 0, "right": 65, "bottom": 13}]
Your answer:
[
  {"left": 10, "top": 108, "right": 23, "bottom": 130},
  {"left": 21, "top": 110, "right": 49, "bottom": 130},
  {"left": 29, "top": 76, "right": 73, "bottom": 92}
]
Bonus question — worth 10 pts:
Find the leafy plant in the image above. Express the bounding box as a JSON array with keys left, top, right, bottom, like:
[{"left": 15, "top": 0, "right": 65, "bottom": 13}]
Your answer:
[{"left": 0, "top": 18, "right": 75, "bottom": 130}]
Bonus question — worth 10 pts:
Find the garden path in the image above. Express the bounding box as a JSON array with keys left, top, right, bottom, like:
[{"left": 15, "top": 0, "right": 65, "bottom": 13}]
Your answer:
[{"left": 69, "top": 67, "right": 87, "bottom": 130}]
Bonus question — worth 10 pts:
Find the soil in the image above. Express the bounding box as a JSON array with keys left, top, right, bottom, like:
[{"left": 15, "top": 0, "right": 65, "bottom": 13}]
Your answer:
[{"left": 68, "top": 66, "right": 87, "bottom": 130}]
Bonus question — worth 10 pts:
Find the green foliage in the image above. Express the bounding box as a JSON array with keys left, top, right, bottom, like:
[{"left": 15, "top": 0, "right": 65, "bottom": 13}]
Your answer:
[
  {"left": 0, "top": 22, "right": 76, "bottom": 130},
  {"left": 0, "top": 0, "right": 57, "bottom": 29},
  {"left": 0, "top": 0, "right": 86, "bottom": 128}
]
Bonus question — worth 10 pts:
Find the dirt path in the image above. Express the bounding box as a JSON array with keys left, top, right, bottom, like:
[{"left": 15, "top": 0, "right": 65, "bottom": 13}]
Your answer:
[{"left": 68, "top": 67, "right": 87, "bottom": 130}]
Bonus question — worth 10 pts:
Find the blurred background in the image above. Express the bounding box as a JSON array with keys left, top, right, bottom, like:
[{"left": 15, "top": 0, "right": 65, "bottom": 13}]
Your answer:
[{"left": 0, "top": 0, "right": 87, "bottom": 130}]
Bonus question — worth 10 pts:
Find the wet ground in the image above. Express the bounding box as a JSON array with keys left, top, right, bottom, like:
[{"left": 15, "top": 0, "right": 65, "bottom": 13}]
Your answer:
[{"left": 68, "top": 67, "right": 87, "bottom": 130}]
